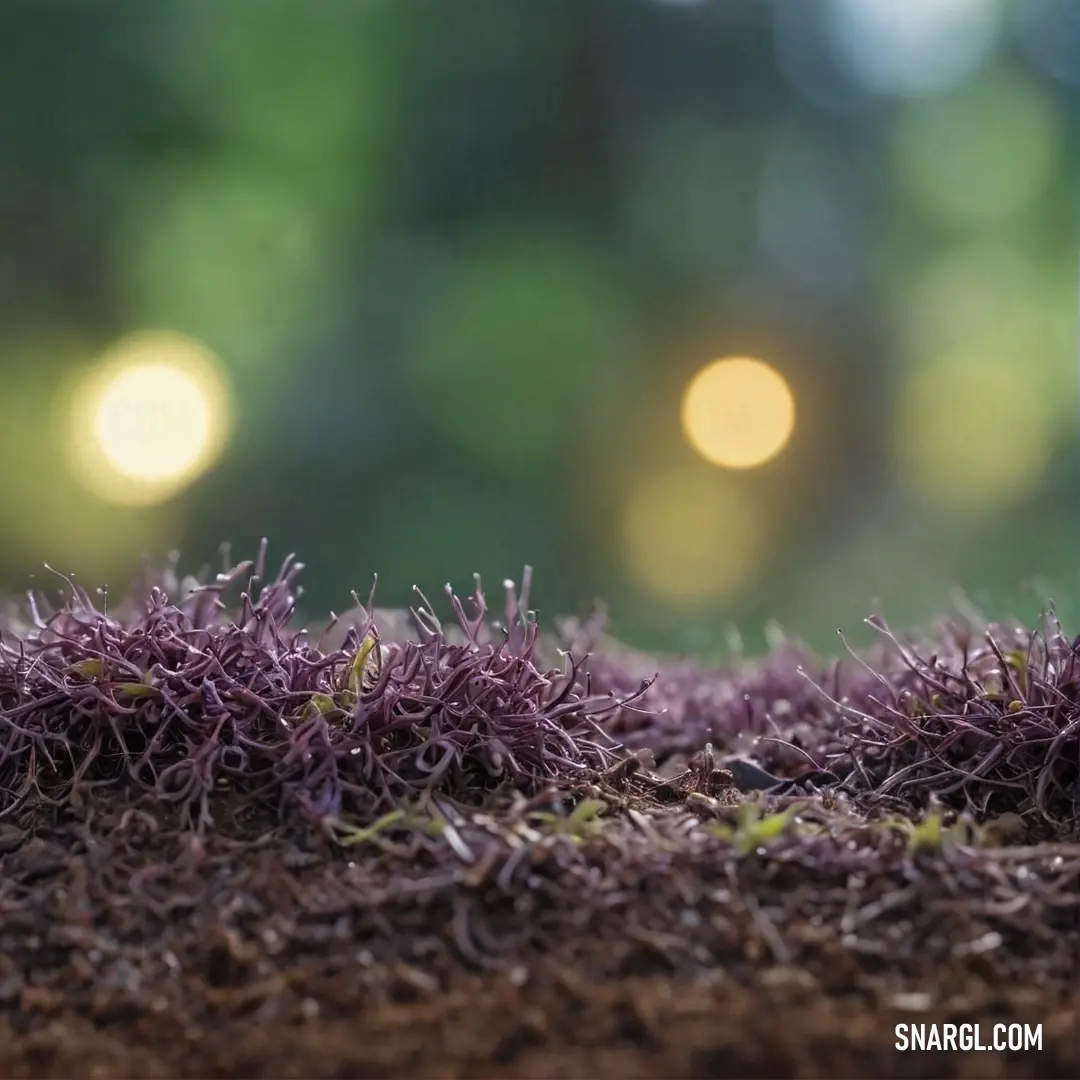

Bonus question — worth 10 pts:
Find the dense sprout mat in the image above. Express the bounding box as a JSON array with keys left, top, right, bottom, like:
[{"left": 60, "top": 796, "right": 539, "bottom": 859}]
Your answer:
[{"left": 1, "top": 542, "right": 1078, "bottom": 1077}]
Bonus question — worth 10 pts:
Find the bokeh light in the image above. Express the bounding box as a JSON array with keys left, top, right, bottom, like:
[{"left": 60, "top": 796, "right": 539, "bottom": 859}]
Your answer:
[
  {"left": 901, "top": 242, "right": 1047, "bottom": 360},
  {"left": 154, "top": 3, "right": 383, "bottom": 168},
  {"left": 891, "top": 242, "right": 1078, "bottom": 448},
  {"left": 897, "top": 241, "right": 1075, "bottom": 410},
  {"left": 893, "top": 69, "right": 1060, "bottom": 228},
  {"left": 756, "top": 124, "right": 863, "bottom": 304},
  {"left": 64, "top": 331, "right": 231, "bottom": 507},
  {"left": 680, "top": 357, "right": 795, "bottom": 470},
  {"left": 407, "top": 230, "right": 630, "bottom": 472},
  {"left": 93, "top": 364, "right": 210, "bottom": 483},
  {"left": 892, "top": 351, "right": 1053, "bottom": 515},
  {"left": 1013, "top": 0, "right": 1080, "bottom": 87},
  {"left": 773, "top": 0, "right": 870, "bottom": 114},
  {"left": 118, "top": 167, "right": 326, "bottom": 363},
  {"left": 618, "top": 466, "right": 760, "bottom": 605},
  {"left": 825, "top": 0, "right": 1001, "bottom": 97}
]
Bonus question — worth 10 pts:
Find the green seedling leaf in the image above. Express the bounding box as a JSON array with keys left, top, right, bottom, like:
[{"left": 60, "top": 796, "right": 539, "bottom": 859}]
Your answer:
[
  {"left": 308, "top": 693, "right": 339, "bottom": 715},
  {"left": 568, "top": 797, "right": 606, "bottom": 826},
  {"left": 716, "top": 800, "right": 806, "bottom": 858},
  {"left": 879, "top": 817, "right": 915, "bottom": 839},
  {"left": 907, "top": 812, "right": 941, "bottom": 855},
  {"left": 1004, "top": 649, "right": 1028, "bottom": 695},
  {"left": 117, "top": 681, "right": 156, "bottom": 698},
  {"left": 327, "top": 808, "right": 406, "bottom": 846},
  {"left": 347, "top": 632, "right": 379, "bottom": 697},
  {"left": 526, "top": 799, "right": 609, "bottom": 841},
  {"left": 563, "top": 797, "right": 608, "bottom": 839},
  {"left": 67, "top": 659, "right": 102, "bottom": 679},
  {"left": 977, "top": 811, "right": 1026, "bottom": 847}
]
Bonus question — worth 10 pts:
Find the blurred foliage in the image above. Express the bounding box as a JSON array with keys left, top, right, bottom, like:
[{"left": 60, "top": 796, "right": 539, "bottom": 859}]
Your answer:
[{"left": 0, "top": 0, "right": 1078, "bottom": 658}]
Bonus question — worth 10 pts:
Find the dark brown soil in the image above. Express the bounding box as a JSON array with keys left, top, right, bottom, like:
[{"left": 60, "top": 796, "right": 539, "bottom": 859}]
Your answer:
[{"left": 2, "top": 785, "right": 1078, "bottom": 1079}]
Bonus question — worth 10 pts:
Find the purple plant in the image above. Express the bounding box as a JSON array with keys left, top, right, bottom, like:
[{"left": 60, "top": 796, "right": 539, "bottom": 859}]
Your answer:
[
  {"left": 0, "top": 542, "right": 649, "bottom": 835},
  {"left": 552, "top": 612, "right": 852, "bottom": 775},
  {"left": 3, "top": 540, "right": 1077, "bottom": 841},
  {"left": 807, "top": 609, "right": 1080, "bottom": 826}
]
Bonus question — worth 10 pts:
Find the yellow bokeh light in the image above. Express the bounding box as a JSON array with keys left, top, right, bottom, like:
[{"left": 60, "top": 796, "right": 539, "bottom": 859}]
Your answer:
[
  {"left": 619, "top": 466, "right": 760, "bottom": 604},
  {"left": 893, "top": 351, "right": 1052, "bottom": 515},
  {"left": 901, "top": 241, "right": 1046, "bottom": 360},
  {"left": 92, "top": 362, "right": 210, "bottom": 482},
  {"left": 64, "top": 331, "right": 231, "bottom": 506},
  {"left": 680, "top": 356, "right": 796, "bottom": 469},
  {"left": 896, "top": 243, "right": 1075, "bottom": 434}
]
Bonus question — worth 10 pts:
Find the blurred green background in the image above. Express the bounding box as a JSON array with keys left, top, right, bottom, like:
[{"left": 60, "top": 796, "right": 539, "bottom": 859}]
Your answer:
[{"left": 1, "top": 0, "right": 1078, "bottom": 656}]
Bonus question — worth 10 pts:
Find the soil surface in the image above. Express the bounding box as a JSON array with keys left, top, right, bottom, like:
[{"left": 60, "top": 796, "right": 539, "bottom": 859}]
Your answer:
[
  {"left": 2, "top": 785, "right": 1077, "bottom": 1079},
  {"left": 3, "top": 558, "right": 1080, "bottom": 1076}
]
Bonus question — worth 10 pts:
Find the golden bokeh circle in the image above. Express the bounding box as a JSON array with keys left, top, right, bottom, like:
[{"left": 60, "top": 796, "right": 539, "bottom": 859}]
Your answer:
[
  {"left": 64, "top": 330, "right": 231, "bottom": 506},
  {"left": 681, "top": 356, "right": 795, "bottom": 470}
]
